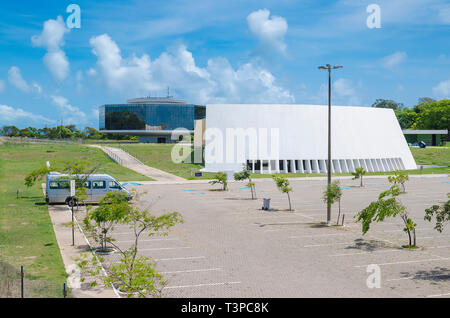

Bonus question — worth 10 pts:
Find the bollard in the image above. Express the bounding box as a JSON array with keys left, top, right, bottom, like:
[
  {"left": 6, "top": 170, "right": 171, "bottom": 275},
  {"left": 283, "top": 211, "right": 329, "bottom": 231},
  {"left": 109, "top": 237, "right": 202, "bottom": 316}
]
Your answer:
[
  {"left": 20, "top": 265, "right": 24, "bottom": 298},
  {"left": 63, "top": 283, "right": 67, "bottom": 298}
]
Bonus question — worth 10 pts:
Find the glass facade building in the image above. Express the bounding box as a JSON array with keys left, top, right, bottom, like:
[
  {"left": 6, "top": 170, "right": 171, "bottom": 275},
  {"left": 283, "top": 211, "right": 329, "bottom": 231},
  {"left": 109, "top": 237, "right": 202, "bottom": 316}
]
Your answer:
[
  {"left": 99, "top": 98, "right": 206, "bottom": 143},
  {"left": 99, "top": 104, "right": 206, "bottom": 131}
]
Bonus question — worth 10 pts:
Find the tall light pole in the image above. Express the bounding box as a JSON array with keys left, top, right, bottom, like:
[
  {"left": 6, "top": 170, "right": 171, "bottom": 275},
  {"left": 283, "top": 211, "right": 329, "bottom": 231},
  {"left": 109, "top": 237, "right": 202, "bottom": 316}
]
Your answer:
[{"left": 318, "top": 64, "right": 343, "bottom": 225}]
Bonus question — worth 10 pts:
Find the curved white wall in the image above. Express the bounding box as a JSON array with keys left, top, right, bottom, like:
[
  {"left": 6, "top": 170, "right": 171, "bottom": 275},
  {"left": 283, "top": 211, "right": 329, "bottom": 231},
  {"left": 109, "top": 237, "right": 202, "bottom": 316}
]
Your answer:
[{"left": 203, "top": 104, "right": 417, "bottom": 173}]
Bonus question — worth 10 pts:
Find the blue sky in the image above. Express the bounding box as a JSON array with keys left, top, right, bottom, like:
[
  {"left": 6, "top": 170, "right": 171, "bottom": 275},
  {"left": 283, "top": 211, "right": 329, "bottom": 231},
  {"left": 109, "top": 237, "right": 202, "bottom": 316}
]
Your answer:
[{"left": 1, "top": 0, "right": 449, "bottom": 128}]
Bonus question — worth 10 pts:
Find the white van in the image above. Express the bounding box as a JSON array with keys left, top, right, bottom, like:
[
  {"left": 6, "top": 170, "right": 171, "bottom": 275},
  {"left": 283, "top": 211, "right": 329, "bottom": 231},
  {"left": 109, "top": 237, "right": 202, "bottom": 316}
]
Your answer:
[{"left": 45, "top": 172, "right": 132, "bottom": 205}]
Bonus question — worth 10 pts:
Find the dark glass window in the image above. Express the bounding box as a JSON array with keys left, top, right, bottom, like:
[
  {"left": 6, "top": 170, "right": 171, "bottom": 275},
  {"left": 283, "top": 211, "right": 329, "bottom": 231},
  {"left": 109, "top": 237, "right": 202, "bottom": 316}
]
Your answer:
[{"left": 92, "top": 181, "right": 106, "bottom": 189}]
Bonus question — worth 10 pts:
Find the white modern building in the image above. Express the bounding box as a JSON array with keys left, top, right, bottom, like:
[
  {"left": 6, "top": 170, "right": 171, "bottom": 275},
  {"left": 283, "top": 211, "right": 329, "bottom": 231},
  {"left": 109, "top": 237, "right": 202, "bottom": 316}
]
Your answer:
[{"left": 202, "top": 104, "right": 417, "bottom": 174}]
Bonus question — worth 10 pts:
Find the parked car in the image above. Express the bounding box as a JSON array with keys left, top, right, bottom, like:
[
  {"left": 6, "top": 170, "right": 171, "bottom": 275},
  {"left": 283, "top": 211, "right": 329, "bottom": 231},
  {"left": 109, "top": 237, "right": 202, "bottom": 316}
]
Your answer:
[{"left": 45, "top": 172, "right": 132, "bottom": 205}]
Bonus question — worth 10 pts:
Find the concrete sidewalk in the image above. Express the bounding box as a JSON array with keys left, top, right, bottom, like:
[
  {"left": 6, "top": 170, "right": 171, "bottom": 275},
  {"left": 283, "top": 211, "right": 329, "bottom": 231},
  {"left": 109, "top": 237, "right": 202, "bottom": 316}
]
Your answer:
[
  {"left": 90, "top": 144, "right": 185, "bottom": 182},
  {"left": 122, "top": 173, "right": 449, "bottom": 186},
  {"left": 44, "top": 184, "right": 117, "bottom": 298}
]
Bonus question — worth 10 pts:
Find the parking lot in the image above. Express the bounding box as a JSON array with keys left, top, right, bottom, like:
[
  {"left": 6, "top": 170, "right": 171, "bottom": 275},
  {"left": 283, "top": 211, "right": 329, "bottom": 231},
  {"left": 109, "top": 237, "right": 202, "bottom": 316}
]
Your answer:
[{"left": 81, "top": 176, "right": 450, "bottom": 297}]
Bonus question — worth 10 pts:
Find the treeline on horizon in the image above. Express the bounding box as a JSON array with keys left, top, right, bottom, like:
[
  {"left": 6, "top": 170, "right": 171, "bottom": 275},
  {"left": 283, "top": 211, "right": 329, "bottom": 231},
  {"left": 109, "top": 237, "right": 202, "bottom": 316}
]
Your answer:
[
  {"left": 0, "top": 125, "right": 136, "bottom": 140},
  {"left": 0, "top": 98, "right": 448, "bottom": 140},
  {"left": 372, "top": 97, "right": 449, "bottom": 131}
]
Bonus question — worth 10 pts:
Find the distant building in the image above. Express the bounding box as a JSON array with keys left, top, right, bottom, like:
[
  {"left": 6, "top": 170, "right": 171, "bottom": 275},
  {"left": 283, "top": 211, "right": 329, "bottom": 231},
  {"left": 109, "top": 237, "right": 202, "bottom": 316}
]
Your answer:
[
  {"left": 203, "top": 104, "right": 418, "bottom": 174},
  {"left": 99, "top": 96, "right": 206, "bottom": 143},
  {"left": 402, "top": 130, "right": 448, "bottom": 146}
]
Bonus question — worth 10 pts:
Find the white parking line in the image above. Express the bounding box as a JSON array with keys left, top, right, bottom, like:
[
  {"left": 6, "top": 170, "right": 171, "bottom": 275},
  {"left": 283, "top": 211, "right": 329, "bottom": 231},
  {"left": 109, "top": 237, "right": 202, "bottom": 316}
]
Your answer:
[
  {"left": 304, "top": 242, "right": 355, "bottom": 248},
  {"left": 161, "top": 268, "right": 222, "bottom": 274},
  {"left": 427, "top": 292, "right": 450, "bottom": 298},
  {"left": 291, "top": 233, "right": 353, "bottom": 239},
  {"left": 354, "top": 257, "right": 450, "bottom": 268},
  {"left": 331, "top": 249, "right": 400, "bottom": 257},
  {"left": 140, "top": 247, "right": 191, "bottom": 251},
  {"left": 115, "top": 238, "right": 178, "bottom": 243},
  {"left": 165, "top": 281, "right": 241, "bottom": 289},
  {"left": 155, "top": 256, "right": 206, "bottom": 261}
]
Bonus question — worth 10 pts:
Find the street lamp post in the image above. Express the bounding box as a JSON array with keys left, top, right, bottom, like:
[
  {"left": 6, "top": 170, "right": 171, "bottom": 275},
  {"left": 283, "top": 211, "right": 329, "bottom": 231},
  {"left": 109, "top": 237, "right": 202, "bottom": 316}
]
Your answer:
[{"left": 318, "top": 64, "right": 343, "bottom": 225}]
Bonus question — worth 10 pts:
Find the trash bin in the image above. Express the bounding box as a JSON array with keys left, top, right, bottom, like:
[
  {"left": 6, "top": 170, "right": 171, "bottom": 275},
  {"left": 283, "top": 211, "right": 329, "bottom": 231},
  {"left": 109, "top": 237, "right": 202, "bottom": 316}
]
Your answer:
[{"left": 262, "top": 198, "right": 271, "bottom": 210}]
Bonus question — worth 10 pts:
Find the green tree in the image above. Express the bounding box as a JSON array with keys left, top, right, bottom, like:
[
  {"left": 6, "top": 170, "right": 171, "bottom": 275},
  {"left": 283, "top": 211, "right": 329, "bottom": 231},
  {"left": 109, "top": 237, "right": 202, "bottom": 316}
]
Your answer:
[
  {"left": 24, "top": 158, "right": 97, "bottom": 205},
  {"left": 411, "top": 99, "right": 450, "bottom": 131},
  {"left": 234, "top": 166, "right": 256, "bottom": 199},
  {"left": 83, "top": 192, "right": 131, "bottom": 252},
  {"left": 388, "top": 171, "right": 409, "bottom": 192},
  {"left": 424, "top": 193, "right": 450, "bottom": 233},
  {"left": 355, "top": 185, "right": 417, "bottom": 247},
  {"left": 372, "top": 99, "right": 404, "bottom": 110},
  {"left": 394, "top": 108, "right": 418, "bottom": 129},
  {"left": 352, "top": 167, "right": 366, "bottom": 187},
  {"left": 272, "top": 175, "right": 293, "bottom": 211},
  {"left": 77, "top": 196, "right": 183, "bottom": 298},
  {"left": 323, "top": 181, "right": 343, "bottom": 224},
  {"left": 209, "top": 172, "right": 228, "bottom": 191},
  {"left": 2, "top": 125, "right": 19, "bottom": 137}
]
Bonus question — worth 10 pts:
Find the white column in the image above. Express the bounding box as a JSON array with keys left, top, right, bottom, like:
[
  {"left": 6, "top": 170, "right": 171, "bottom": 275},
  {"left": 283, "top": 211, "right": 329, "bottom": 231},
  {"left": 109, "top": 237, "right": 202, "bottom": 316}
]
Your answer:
[
  {"left": 346, "top": 159, "right": 354, "bottom": 172},
  {"left": 298, "top": 160, "right": 304, "bottom": 173},
  {"left": 341, "top": 159, "right": 349, "bottom": 173},
  {"left": 290, "top": 160, "right": 296, "bottom": 173},
  {"left": 370, "top": 159, "right": 380, "bottom": 172},
  {"left": 252, "top": 160, "right": 255, "bottom": 173},
  {"left": 305, "top": 160, "right": 311, "bottom": 173},
  {"left": 334, "top": 160, "right": 341, "bottom": 173},
  {"left": 365, "top": 159, "right": 373, "bottom": 172},
  {"left": 391, "top": 158, "right": 400, "bottom": 171}
]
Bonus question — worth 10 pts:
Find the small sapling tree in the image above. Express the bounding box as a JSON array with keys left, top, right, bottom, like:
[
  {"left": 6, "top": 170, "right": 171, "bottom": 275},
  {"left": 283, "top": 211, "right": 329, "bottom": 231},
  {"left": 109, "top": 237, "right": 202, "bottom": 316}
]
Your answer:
[
  {"left": 83, "top": 192, "right": 130, "bottom": 253},
  {"left": 352, "top": 167, "right": 366, "bottom": 187},
  {"left": 209, "top": 172, "right": 228, "bottom": 191},
  {"left": 234, "top": 166, "right": 256, "bottom": 199},
  {"left": 424, "top": 193, "right": 450, "bottom": 233},
  {"left": 77, "top": 192, "right": 184, "bottom": 297},
  {"left": 272, "top": 175, "right": 293, "bottom": 211},
  {"left": 388, "top": 171, "right": 409, "bottom": 192},
  {"left": 323, "top": 181, "right": 343, "bottom": 224},
  {"left": 355, "top": 185, "right": 417, "bottom": 248}
]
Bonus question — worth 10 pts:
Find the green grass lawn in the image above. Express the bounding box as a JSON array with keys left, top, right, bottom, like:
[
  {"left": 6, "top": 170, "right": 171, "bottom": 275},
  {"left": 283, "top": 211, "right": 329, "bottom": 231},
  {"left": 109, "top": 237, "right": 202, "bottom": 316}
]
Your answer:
[
  {"left": 118, "top": 143, "right": 216, "bottom": 180},
  {"left": 112, "top": 143, "right": 449, "bottom": 180},
  {"left": 410, "top": 147, "right": 450, "bottom": 167},
  {"left": 0, "top": 142, "right": 151, "bottom": 297}
]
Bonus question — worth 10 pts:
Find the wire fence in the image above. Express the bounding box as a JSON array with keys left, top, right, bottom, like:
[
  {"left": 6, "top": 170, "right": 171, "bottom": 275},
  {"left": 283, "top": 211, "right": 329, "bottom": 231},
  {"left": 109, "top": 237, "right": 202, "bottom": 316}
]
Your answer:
[{"left": 0, "top": 261, "right": 68, "bottom": 298}]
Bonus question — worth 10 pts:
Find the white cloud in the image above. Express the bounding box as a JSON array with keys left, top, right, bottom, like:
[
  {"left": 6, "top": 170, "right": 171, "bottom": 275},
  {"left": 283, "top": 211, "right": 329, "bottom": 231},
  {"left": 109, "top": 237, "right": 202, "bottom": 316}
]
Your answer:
[
  {"left": 381, "top": 52, "right": 407, "bottom": 69},
  {"left": 8, "top": 66, "right": 42, "bottom": 94},
  {"left": 89, "top": 34, "right": 294, "bottom": 104},
  {"left": 31, "top": 16, "right": 70, "bottom": 80},
  {"left": 50, "top": 95, "right": 88, "bottom": 125},
  {"left": 432, "top": 79, "right": 450, "bottom": 99},
  {"left": 89, "top": 34, "right": 156, "bottom": 94},
  {"left": 438, "top": 5, "right": 450, "bottom": 24},
  {"left": 332, "top": 78, "right": 362, "bottom": 105},
  {"left": 247, "top": 9, "right": 288, "bottom": 53},
  {"left": 0, "top": 104, "right": 54, "bottom": 125}
]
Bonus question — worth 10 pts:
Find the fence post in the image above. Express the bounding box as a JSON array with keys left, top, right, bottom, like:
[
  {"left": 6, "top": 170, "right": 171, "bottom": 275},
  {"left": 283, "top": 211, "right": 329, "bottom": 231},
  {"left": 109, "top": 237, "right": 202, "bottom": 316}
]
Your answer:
[{"left": 21, "top": 265, "right": 24, "bottom": 298}]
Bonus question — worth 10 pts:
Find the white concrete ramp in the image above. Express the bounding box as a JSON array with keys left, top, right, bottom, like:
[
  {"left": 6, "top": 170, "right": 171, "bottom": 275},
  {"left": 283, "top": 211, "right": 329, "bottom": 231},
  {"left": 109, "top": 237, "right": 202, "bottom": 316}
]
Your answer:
[{"left": 90, "top": 145, "right": 185, "bottom": 182}]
